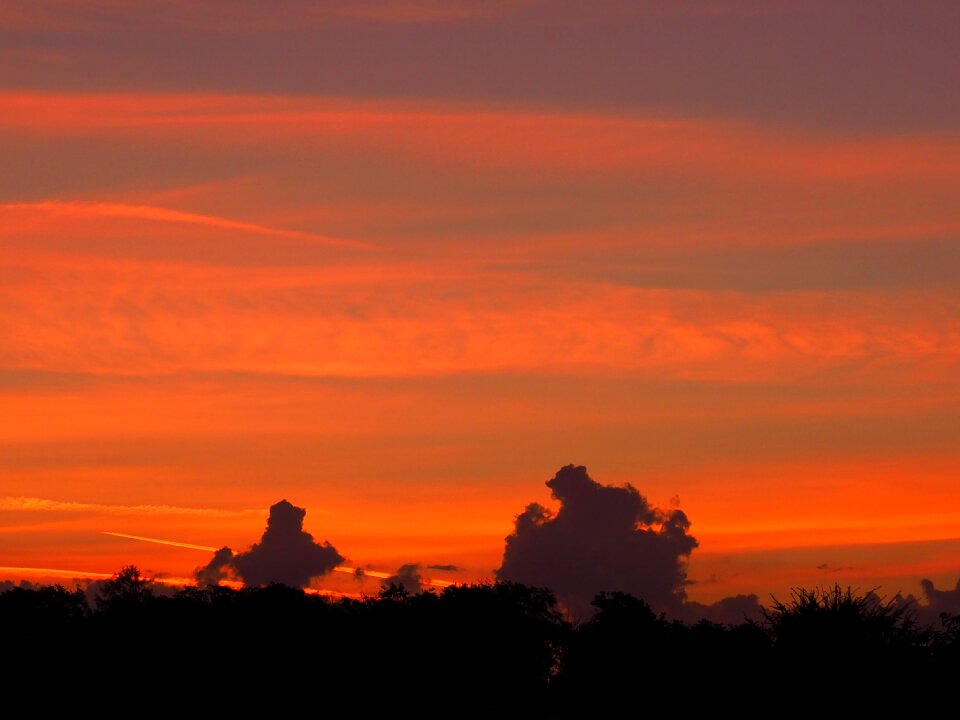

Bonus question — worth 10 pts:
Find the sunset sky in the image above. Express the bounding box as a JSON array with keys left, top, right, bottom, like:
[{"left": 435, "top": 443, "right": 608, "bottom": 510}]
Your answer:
[{"left": 3, "top": 1, "right": 960, "bottom": 605}]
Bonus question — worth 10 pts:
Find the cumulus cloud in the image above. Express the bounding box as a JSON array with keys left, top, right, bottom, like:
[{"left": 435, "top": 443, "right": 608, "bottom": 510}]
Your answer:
[
  {"left": 496, "top": 465, "right": 698, "bottom": 617},
  {"left": 198, "top": 500, "right": 344, "bottom": 589},
  {"left": 383, "top": 564, "right": 425, "bottom": 594}
]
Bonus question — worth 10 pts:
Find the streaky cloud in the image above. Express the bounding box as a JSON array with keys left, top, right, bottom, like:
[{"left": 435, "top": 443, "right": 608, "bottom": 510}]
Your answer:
[
  {"left": 0, "top": 201, "right": 368, "bottom": 249},
  {"left": 1, "top": 496, "right": 260, "bottom": 516}
]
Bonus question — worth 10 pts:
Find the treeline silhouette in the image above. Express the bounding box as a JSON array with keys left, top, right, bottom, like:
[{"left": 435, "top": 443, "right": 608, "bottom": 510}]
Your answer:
[{"left": 3, "top": 568, "right": 958, "bottom": 713}]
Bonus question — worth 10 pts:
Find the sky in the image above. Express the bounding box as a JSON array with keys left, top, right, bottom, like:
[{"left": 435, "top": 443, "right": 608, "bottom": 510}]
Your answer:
[{"left": 2, "top": 0, "right": 960, "bottom": 606}]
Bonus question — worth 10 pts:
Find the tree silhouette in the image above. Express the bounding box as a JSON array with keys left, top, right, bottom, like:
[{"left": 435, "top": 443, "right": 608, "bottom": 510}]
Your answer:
[
  {"left": 96, "top": 565, "right": 153, "bottom": 610},
  {"left": 2, "top": 572, "right": 958, "bottom": 714},
  {"left": 377, "top": 581, "right": 410, "bottom": 602}
]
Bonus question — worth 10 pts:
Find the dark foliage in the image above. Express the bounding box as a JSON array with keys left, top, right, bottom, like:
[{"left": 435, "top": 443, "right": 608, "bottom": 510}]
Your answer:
[
  {"left": 763, "top": 585, "right": 921, "bottom": 658},
  {"left": 756, "top": 585, "right": 941, "bottom": 708},
  {"left": 1, "top": 574, "right": 957, "bottom": 714}
]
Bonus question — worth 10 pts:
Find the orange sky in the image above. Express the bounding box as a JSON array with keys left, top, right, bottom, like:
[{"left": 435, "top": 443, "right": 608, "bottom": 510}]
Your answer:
[{"left": 2, "top": 1, "right": 960, "bottom": 605}]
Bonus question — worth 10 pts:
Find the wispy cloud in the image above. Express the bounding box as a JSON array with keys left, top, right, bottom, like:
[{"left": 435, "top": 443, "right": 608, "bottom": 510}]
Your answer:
[
  {"left": 0, "top": 497, "right": 260, "bottom": 516},
  {"left": 0, "top": 202, "right": 367, "bottom": 249}
]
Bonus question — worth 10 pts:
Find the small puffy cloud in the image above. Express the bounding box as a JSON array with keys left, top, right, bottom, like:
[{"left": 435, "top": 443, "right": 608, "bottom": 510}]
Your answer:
[
  {"left": 920, "top": 577, "right": 960, "bottom": 622},
  {"left": 383, "top": 564, "right": 425, "bottom": 594},
  {"left": 681, "top": 594, "right": 765, "bottom": 625}
]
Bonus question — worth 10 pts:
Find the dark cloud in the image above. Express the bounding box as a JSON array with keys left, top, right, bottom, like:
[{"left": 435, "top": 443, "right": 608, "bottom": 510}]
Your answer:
[
  {"left": 496, "top": 465, "right": 698, "bottom": 617},
  {"left": 220, "top": 500, "right": 344, "bottom": 588},
  {"left": 874, "top": 578, "right": 960, "bottom": 628},
  {"left": 816, "top": 563, "right": 856, "bottom": 573},
  {"left": 0, "top": 580, "right": 23, "bottom": 593},
  {"left": 919, "top": 578, "right": 960, "bottom": 623},
  {"left": 681, "top": 594, "right": 765, "bottom": 625},
  {"left": 195, "top": 547, "right": 234, "bottom": 587},
  {"left": 427, "top": 564, "right": 461, "bottom": 572},
  {"left": 383, "top": 564, "right": 424, "bottom": 594}
]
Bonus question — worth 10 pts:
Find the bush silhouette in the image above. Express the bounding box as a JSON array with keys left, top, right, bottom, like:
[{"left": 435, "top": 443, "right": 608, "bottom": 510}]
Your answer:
[
  {"left": 764, "top": 584, "right": 918, "bottom": 656},
  {"left": 760, "top": 584, "right": 935, "bottom": 706}
]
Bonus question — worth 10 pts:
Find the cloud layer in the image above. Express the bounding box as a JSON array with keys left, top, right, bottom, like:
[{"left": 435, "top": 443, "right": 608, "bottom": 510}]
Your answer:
[{"left": 4, "top": 1, "right": 960, "bottom": 602}]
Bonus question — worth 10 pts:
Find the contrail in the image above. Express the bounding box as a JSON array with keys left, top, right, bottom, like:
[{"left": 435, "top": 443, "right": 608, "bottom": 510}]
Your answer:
[
  {"left": 0, "top": 566, "right": 211, "bottom": 587},
  {"left": 103, "top": 531, "right": 221, "bottom": 552},
  {"left": 0, "top": 566, "right": 356, "bottom": 596},
  {"left": 0, "top": 565, "right": 113, "bottom": 580},
  {"left": 337, "top": 567, "right": 391, "bottom": 580},
  {"left": 103, "top": 531, "right": 454, "bottom": 588},
  {"left": 333, "top": 566, "right": 453, "bottom": 588}
]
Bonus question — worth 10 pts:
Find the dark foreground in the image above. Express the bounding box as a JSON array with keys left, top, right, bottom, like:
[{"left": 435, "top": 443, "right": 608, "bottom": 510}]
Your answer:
[{"left": 3, "top": 569, "right": 958, "bottom": 714}]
